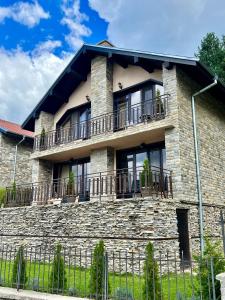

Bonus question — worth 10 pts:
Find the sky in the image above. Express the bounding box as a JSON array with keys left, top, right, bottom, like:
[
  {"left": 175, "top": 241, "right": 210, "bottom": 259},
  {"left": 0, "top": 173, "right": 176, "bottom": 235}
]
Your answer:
[{"left": 0, "top": 0, "right": 224, "bottom": 125}]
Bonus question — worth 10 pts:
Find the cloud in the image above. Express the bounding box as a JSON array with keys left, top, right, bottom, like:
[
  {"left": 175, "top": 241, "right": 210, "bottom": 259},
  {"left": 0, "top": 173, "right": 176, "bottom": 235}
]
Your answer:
[
  {"left": 32, "top": 40, "right": 62, "bottom": 55},
  {"left": 89, "top": 0, "right": 225, "bottom": 56},
  {"left": 0, "top": 1, "right": 50, "bottom": 28},
  {"left": 0, "top": 46, "right": 72, "bottom": 125},
  {"left": 61, "top": 0, "right": 92, "bottom": 50}
]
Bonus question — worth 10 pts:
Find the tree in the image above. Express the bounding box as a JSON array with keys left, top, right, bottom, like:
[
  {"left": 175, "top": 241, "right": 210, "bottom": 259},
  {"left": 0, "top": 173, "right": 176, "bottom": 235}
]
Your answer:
[
  {"left": 196, "top": 32, "right": 225, "bottom": 83},
  {"left": 12, "top": 246, "right": 27, "bottom": 289},
  {"left": 49, "top": 243, "right": 67, "bottom": 294},
  {"left": 143, "top": 242, "right": 161, "bottom": 300},
  {"left": 141, "top": 159, "right": 152, "bottom": 189},
  {"left": 0, "top": 187, "right": 6, "bottom": 207},
  {"left": 89, "top": 240, "right": 110, "bottom": 299},
  {"left": 194, "top": 237, "right": 225, "bottom": 300},
  {"left": 67, "top": 171, "right": 75, "bottom": 195}
]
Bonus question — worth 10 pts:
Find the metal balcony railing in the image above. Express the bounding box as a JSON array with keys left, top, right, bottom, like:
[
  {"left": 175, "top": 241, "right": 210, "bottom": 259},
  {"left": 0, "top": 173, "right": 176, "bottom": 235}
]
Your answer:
[
  {"left": 5, "top": 166, "right": 173, "bottom": 207},
  {"left": 33, "top": 94, "right": 169, "bottom": 151}
]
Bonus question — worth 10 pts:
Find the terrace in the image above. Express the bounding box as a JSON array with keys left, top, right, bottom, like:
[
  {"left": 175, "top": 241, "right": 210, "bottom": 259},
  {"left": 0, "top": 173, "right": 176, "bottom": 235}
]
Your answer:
[
  {"left": 33, "top": 94, "right": 169, "bottom": 152},
  {"left": 5, "top": 165, "right": 173, "bottom": 207}
]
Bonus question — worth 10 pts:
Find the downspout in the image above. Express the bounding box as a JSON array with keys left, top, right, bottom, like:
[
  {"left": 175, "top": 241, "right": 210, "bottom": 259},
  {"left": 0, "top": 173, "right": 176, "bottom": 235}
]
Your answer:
[
  {"left": 191, "top": 78, "right": 217, "bottom": 255},
  {"left": 12, "top": 135, "right": 26, "bottom": 183}
]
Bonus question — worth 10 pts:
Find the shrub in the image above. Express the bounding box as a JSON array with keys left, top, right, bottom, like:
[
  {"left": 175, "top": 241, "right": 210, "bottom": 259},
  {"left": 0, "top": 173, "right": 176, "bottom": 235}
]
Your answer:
[
  {"left": 114, "top": 287, "right": 133, "bottom": 300},
  {"left": 140, "top": 159, "right": 152, "bottom": 188},
  {"left": 0, "top": 187, "right": 6, "bottom": 207},
  {"left": 89, "top": 240, "right": 110, "bottom": 299},
  {"left": 143, "top": 242, "right": 161, "bottom": 300},
  {"left": 12, "top": 246, "right": 27, "bottom": 289},
  {"left": 49, "top": 243, "right": 67, "bottom": 294},
  {"left": 194, "top": 237, "right": 225, "bottom": 300}
]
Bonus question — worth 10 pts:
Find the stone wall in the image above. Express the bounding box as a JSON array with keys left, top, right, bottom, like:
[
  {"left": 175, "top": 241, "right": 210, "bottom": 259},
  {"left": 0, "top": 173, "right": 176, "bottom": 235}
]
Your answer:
[
  {"left": 0, "top": 197, "right": 223, "bottom": 256},
  {"left": 0, "top": 133, "right": 33, "bottom": 187}
]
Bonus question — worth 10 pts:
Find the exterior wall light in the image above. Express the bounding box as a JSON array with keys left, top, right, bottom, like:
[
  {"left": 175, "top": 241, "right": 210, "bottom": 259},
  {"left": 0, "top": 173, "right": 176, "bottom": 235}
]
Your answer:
[
  {"left": 118, "top": 82, "right": 123, "bottom": 90},
  {"left": 86, "top": 95, "right": 90, "bottom": 102}
]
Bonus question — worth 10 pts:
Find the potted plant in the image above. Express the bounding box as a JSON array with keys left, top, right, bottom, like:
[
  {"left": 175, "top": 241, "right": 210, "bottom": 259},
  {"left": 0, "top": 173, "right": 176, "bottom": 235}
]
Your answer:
[
  {"left": 40, "top": 128, "right": 46, "bottom": 150},
  {"left": 62, "top": 171, "right": 77, "bottom": 203}
]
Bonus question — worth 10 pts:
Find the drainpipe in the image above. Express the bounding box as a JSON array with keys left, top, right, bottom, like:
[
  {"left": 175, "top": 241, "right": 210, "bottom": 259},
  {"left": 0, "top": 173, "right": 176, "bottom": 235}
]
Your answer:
[
  {"left": 12, "top": 135, "right": 26, "bottom": 183},
  {"left": 191, "top": 78, "right": 217, "bottom": 255}
]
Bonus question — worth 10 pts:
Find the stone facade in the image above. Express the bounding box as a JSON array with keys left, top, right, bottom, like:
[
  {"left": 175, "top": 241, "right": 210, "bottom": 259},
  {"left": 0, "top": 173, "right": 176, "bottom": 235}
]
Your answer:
[
  {"left": 5, "top": 52, "right": 225, "bottom": 257},
  {"left": 0, "top": 133, "right": 33, "bottom": 187}
]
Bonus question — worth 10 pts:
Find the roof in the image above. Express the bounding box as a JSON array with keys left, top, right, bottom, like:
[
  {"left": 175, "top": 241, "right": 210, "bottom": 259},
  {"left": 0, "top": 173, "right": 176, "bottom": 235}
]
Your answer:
[
  {"left": 22, "top": 43, "right": 225, "bottom": 131},
  {"left": 0, "top": 119, "right": 34, "bottom": 138}
]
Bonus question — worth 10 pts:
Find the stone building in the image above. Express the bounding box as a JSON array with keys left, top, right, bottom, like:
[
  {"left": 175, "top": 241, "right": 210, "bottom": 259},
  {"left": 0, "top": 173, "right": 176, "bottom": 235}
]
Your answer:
[
  {"left": 0, "top": 119, "right": 33, "bottom": 187},
  {"left": 1, "top": 41, "right": 225, "bottom": 259}
]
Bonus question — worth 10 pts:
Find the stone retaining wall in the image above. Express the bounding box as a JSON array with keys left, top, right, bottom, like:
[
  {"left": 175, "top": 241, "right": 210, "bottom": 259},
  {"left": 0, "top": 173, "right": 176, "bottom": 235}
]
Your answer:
[{"left": 0, "top": 197, "right": 223, "bottom": 257}]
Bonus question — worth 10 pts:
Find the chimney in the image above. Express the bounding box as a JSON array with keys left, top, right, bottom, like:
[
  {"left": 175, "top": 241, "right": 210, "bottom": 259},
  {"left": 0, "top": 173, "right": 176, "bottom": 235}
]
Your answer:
[{"left": 97, "top": 40, "right": 114, "bottom": 47}]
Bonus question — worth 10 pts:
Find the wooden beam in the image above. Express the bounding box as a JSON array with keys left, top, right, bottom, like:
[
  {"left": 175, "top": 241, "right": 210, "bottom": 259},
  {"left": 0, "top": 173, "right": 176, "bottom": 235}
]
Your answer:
[
  {"left": 133, "top": 56, "right": 139, "bottom": 64},
  {"left": 49, "top": 90, "right": 65, "bottom": 103}
]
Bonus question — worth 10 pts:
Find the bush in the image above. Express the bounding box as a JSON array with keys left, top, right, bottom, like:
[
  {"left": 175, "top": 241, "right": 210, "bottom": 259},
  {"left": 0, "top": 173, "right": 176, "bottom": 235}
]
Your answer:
[
  {"left": 67, "top": 171, "right": 75, "bottom": 195},
  {"left": 194, "top": 237, "right": 225, "bottom": 300},
  {"left": 140, "top": 159, "right": 152, "bottom": 188},
  {"left": 0, "top": 187, "right": 6, "bottom": 207},
  {"left": 49, "top": 243, "right": 67, "bottom": 294},
  {"left": 89, "top": 240, "right": 110, "bottom": 299},
  {"left": 143, "top": 242, "right": 161, "bottom": 300},
  {"left": 12, "top": 246, "right": 27, "bottom": 289},
  {"left": 114, "top": 287, "right": 133, "bottom": 300}
]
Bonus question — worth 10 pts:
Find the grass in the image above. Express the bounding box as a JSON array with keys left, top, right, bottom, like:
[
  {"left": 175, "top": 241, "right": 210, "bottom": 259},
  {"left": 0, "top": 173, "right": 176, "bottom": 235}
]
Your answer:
[{"left": 0, "top": 259, "right": 199, "bottom": 299}]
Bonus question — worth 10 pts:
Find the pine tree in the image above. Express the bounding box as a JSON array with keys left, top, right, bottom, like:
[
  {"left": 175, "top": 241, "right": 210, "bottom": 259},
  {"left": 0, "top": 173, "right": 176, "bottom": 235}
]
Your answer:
[
  {"left": 67, "top": 171, "right": 75, "bottom": 195},
  {"left": 196, "top": 32, "right": 225, "bottom": 83},
  {"left": 89, "top": 240, "right": 110, "bottom": 299},
  {"left": 141, "top": 159, "right": 152, "bottom": 189},
  {"left": 12, "top": 246, "right": 27, "bottom": 289},
  {"left": 143, "top": 242, "right": 161, "bottom": 300},
  {"left": 49, "top": 243, "right": 67, "bottom": 294}
]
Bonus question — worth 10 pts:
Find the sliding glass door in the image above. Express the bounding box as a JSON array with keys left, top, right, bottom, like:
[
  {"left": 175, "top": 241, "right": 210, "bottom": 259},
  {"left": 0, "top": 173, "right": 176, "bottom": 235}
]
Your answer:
[{"left": 71, "top": 158, "right": 90, "bottom": 201}]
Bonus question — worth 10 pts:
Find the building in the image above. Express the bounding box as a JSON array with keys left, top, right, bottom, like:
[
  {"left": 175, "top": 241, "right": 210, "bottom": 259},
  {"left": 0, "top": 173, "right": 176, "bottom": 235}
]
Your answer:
[
  {"left": 3, "top": 41, "right": 225, "bottom": 258},
  {"left": 0, "top": 119, "right": 33, "bottom": 187}
]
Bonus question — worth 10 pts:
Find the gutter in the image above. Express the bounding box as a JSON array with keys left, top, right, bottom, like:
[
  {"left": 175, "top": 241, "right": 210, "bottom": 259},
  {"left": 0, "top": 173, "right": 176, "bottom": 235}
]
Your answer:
[{"left": 191, "top": 78, "right": 217, "bottom": 255}]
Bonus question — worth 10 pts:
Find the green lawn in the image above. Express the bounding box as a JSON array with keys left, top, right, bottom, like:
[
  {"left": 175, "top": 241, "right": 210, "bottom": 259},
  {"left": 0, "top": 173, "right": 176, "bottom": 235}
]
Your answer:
[{"left": 0, "top": 259, "right": 199, "bottom": 299}]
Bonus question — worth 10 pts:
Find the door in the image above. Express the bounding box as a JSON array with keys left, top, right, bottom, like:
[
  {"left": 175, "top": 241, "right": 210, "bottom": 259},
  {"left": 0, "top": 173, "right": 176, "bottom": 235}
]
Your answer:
[
  {"left": 176, "top": 209, "right": 191, "bottom": 264},
  {"left": 71, "top": 159, "right": 90, "bottom": 201}
]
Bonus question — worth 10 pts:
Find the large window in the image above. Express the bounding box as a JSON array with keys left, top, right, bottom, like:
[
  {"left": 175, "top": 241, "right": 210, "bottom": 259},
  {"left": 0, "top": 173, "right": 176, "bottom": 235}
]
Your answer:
[
  {"left": 114, "top": 81, "right": 164, "bottom": 129},
  {"left": 116, "top": 143, "right": 166, "bottom": 196},
  {"left": 57, "top": 103, "right": 91, "bottom": 140},
  {"left": 71, "top": 158, "right": 90, "bottom": 201}
]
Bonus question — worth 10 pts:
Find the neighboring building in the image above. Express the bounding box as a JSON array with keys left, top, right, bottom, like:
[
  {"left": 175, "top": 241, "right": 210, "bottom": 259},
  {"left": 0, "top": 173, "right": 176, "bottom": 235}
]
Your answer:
[
  {"left": 3, "top": 41, "right": 225, "bottom": 257},
  {"left": 0, "top": 119, "right": 33, "bottom": 187}
]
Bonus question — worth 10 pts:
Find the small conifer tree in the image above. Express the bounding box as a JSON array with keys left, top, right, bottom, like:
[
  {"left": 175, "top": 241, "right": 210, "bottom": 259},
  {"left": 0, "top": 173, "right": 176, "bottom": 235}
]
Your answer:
[
  {"left": 141, "top": 159, "right": 152, "bottom": 189},
  {"left": 67, "top": 171, "right": 75, "bottom": 195},
  {"left": 40, "top": 128, "right": 46, "bottom": 149},
  {"left": 90, "top": 240, "right": 110, "bottom": 299},
  {"left": 143, "top": 242, "right": 161, "bottom": 300},
  {"left": 49, "top": 243, "right": 67, "bottom": 294},
  {"left": 12, "top": 245, "right": 27, "bottom": 289}
]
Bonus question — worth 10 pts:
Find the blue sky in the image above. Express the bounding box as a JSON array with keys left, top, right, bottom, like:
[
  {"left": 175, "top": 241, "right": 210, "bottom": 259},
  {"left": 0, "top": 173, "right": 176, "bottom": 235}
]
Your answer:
[{"left": 0, "top": 0, "right": 224, "bottom": 125}]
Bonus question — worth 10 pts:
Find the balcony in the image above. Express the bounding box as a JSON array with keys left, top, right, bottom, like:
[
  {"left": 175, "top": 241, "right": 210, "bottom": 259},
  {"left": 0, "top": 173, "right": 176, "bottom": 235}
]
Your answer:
[
  {"left": 33, "top": 94, "right": 169, "bottom": 152},
  {"left": 5, "top": 166, "right": 173, "bottom": 207}
]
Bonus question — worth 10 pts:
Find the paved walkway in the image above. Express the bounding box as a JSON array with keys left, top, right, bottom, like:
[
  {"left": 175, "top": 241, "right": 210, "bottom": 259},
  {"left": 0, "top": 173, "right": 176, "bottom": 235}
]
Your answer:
[{"left": 0, "top": 287, "right": 88, "bottom": 300}]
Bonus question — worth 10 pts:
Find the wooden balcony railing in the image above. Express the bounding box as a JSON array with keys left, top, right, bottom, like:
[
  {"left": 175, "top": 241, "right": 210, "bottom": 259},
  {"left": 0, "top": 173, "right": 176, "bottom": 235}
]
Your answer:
[
  {"left": 33, "top": 94, "right": 169, "bottom": 151},
  {"left": 5, "top": 166, "right": 173, "bottom": 207}
]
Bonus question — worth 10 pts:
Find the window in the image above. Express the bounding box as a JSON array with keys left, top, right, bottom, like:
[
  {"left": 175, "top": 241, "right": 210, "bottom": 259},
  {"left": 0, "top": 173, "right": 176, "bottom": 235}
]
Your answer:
[
  {"left": 114, "top": 80, "right": 163, "bottom": 129},
  {"left": 56, "top": 103, "right": 91, "bottom": 141}
]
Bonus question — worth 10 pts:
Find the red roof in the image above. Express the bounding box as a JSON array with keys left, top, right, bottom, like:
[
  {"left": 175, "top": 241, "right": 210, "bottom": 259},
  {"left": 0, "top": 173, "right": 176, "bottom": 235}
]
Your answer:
[{"left": 0, "top": 119, "right": 34, "bottom": 138}]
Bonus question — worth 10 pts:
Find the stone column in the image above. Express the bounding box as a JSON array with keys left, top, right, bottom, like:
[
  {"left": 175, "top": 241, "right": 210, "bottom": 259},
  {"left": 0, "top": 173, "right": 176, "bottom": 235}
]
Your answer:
[
  {"left": 32, "top": 111, "right": 54, "bottom": 183},
  {"left": 163, "top": 64, "right": 183, "bottom": 199},
  {"left": 90, "top": 56, "right": 115, "bottom": 200},
  {"left": 91, "top": 56, "right": 113, "bottom": 118}
]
